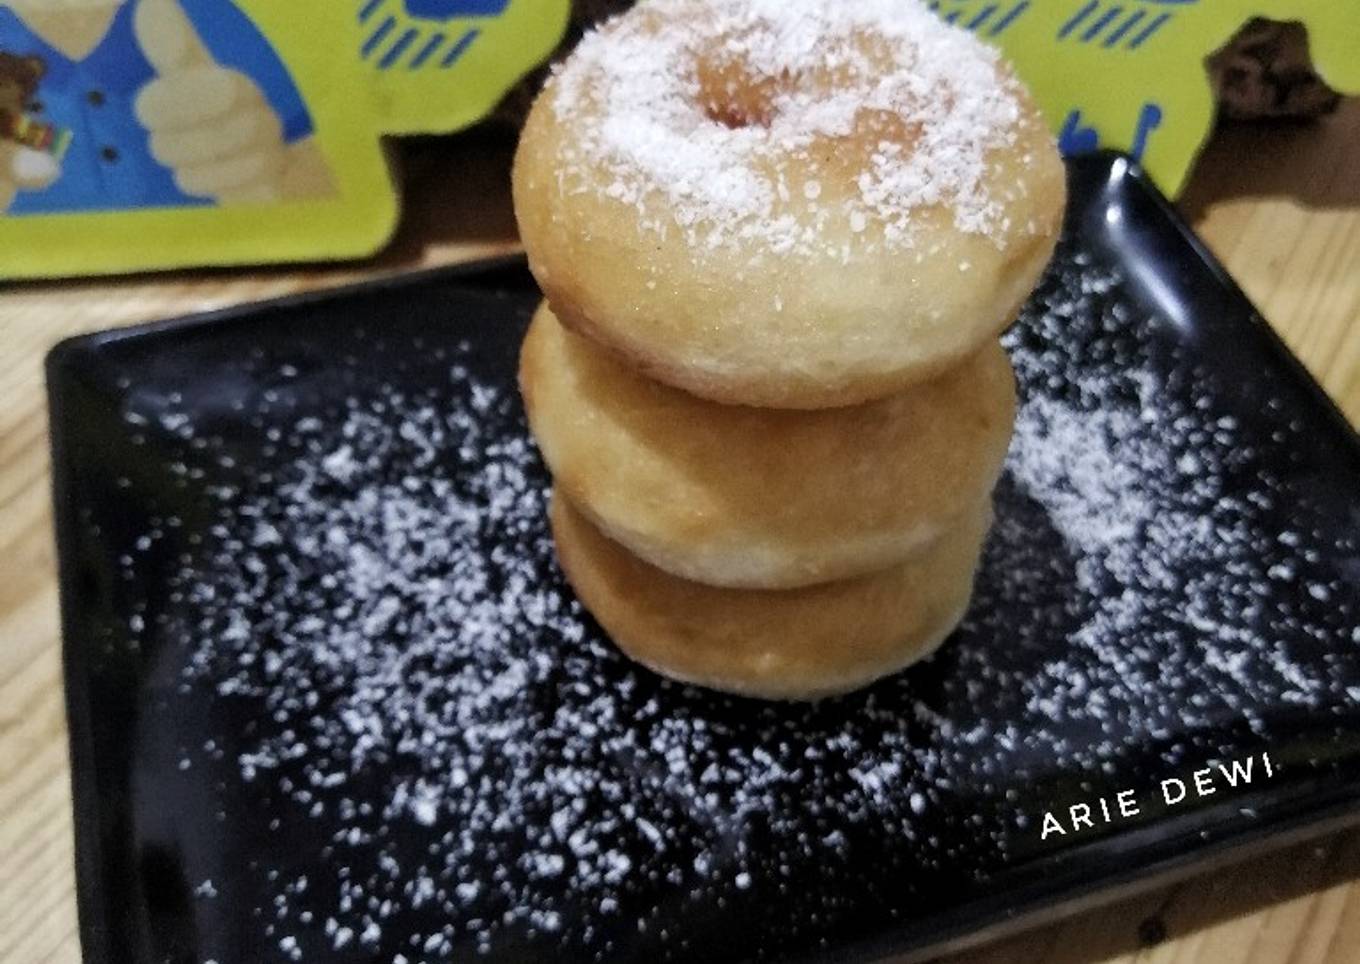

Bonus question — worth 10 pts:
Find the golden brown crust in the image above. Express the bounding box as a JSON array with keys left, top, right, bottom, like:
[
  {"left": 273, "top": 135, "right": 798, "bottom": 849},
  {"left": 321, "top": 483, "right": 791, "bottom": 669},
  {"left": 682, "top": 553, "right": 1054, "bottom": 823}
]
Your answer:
[
  {"left": 551, "top": 494, "right": 988, "bottom": 701},
  {"left": 512, "top": 7, "right": 1065, "bottom": 409},
  {"left": 521, "top": 301, "right": 1015, "bottom": 588}
]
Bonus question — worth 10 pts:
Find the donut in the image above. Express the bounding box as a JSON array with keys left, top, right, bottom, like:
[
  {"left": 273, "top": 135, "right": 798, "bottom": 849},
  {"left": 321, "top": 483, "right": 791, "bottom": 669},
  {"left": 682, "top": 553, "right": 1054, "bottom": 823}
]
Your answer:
[
  {"left": 520, "top": 301, "right": 1015, "bottom": 588},
  {"left": 550, "top": 494, "right": 989, "bottom": 700},
  {"left": 513, "top": 0, "right": 1065, "bottom": 409}
]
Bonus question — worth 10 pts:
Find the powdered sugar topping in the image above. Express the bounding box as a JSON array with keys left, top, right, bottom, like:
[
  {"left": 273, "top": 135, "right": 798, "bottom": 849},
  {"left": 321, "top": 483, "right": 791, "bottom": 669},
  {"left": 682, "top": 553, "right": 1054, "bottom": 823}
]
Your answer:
[
  {"left": 92, "top": 251, "right": 1359, "bottom": 959},
  {"left": 549, "top": 0, "right": 1026, "bottom": 254}
]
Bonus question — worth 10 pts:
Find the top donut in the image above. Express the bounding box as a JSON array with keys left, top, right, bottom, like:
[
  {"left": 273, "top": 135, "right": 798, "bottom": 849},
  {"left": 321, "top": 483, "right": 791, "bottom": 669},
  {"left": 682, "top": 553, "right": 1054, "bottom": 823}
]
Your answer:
[{"left": 513, "top": 0, "right": 1065, "bottom": 408}]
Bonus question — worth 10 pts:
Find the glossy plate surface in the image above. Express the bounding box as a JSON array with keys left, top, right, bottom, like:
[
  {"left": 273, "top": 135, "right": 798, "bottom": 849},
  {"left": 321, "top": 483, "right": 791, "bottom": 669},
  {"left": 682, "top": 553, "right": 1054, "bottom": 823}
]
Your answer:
[{"left": 49, "top": 154, "right": 1360, "bottom": 963}]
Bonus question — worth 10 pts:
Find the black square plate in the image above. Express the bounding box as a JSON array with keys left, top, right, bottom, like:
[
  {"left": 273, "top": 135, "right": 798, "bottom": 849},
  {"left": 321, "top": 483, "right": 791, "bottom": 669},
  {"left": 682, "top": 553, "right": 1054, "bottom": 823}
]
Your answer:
[{"left": 48, "top": 153, "right": 1360, "bottom": 964}]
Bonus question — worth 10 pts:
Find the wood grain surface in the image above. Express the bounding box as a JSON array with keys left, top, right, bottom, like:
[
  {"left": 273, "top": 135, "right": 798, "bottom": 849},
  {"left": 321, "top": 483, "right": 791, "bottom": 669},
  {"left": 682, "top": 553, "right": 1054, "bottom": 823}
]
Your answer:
[{"left": 1, "top": 100, "right": 1358, "bottom": 963}]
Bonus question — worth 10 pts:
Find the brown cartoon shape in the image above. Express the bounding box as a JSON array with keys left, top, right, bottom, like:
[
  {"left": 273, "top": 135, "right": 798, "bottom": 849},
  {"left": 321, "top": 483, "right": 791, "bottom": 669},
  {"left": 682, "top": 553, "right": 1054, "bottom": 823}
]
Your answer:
[
  {"left": 0, "top": 51, "right": 44, "bottom": 130},
  {"left": 1208, "top": 20, "right": 1340, "bottom": 121}
]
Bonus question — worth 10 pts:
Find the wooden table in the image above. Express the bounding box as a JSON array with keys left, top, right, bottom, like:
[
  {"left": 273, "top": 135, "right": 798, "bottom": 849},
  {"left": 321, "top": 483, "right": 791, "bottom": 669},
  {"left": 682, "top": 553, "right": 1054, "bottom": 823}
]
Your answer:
[{"left": 2, "top": 102, "right": 1358, "bottom": 963}]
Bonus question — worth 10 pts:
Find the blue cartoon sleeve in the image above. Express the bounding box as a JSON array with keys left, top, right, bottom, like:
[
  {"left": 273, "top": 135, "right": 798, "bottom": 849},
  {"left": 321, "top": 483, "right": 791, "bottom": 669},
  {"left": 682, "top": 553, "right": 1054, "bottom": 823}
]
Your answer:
[{"left": 179, "top": 0, "right": 314, "bottom": 142}]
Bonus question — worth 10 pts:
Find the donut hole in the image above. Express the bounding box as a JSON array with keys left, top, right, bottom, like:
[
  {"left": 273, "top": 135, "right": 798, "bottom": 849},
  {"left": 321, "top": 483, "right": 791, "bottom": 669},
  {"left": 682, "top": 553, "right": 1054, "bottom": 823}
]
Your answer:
[
  {"left": 704, "top": 98, "right": 770, "bottom": 130},
  {"left": 696, "top": 60, "right": 779, "bottom": 130}
]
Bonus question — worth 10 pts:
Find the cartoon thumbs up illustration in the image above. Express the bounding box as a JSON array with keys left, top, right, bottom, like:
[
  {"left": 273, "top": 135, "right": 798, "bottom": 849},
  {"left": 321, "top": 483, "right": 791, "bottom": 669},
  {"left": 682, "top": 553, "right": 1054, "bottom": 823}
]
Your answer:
[{"left": 133, "top": 0, "right": 289, "bottom": 204}]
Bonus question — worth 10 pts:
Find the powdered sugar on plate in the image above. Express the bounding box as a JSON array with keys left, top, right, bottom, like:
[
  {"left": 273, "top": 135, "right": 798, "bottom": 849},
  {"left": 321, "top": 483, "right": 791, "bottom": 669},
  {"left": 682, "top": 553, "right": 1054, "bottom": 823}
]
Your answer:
[
  {"left": 93, "top": 249, "right": 1360, "bottom": 961},
  {"left": 548, "top": 0, "right": 1025, "bottom": 254}
]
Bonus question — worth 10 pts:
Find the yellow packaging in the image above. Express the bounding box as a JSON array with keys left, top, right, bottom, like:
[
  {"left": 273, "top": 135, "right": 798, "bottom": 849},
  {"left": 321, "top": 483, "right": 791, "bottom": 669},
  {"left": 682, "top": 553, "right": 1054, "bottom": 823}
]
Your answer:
[
  {"left": 938, "top": 0, "right": 1359, "bottom": 194},
  {"left": 0, "top": 0, "right": 568, "bottom": 278}
]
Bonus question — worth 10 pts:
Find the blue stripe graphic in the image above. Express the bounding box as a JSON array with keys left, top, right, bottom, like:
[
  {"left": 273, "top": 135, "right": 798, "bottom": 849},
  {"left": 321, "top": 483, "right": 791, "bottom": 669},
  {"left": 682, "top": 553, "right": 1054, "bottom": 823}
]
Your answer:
[
  {"left": 1058, "top": 0, "right": 1099, "bottom": 39},
  {"left": 1103, "top": 9, "right": 1145, "bottom": 47},
  {"left": 990, "top": 0, "right": 1029, "bottom": 36},
  {"left": 968, "top": 4, "right": 998, "bottom": 31},
  {"left": 440, "top": 28, "right": 479, "bottom": 68},
  {"left": 1129, "top": 11, "right": 1171, "bottom": 48},
  {"left": 410, "top": 32, "right": 446, "bottom": 69},
  {"left": 362, "top": 16, "right": 396, "bottom": 58},
  {"left": 379, "top": 28, "right": 419, "bottom": 69},
  {"left": 1081, "top": 5, "right": 1122, "bottom": 42}
]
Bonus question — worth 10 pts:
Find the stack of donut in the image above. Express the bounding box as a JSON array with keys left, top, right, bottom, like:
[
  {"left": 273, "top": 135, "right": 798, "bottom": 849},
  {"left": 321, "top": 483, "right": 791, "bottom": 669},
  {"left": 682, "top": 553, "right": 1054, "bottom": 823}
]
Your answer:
[{"left": 513, "top": 0, "right": 1065, "bottom": 700}]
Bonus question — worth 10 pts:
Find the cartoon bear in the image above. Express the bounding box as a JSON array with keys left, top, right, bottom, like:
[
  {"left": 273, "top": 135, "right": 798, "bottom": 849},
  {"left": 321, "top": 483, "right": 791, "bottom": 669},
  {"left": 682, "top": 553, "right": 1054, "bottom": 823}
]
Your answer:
[{"left": 0, "top": 51, "right": 43, "bottom": 131}]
